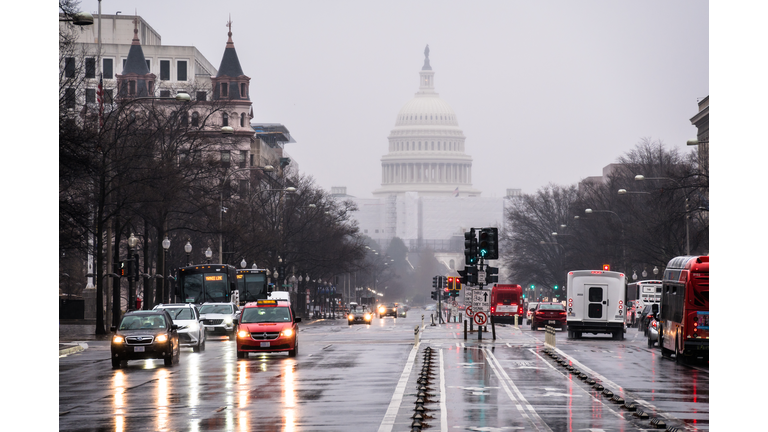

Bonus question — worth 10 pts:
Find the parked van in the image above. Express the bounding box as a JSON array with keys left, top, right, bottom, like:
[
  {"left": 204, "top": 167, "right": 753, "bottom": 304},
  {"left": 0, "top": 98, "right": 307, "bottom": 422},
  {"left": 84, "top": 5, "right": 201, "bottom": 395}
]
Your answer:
[
  {"left": 566, "top": 270, "right": 627, "bottom": 340},
  {"left": 490, "top": 284, "right": 524, "bottom": 324}
]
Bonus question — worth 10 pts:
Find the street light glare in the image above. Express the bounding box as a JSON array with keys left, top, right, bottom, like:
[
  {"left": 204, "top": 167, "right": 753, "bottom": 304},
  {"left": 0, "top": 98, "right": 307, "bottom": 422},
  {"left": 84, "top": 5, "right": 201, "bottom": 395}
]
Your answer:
[
  {"left": 634, "top": 175, "right": 646, "bottom": 181},
  {"left": 618, "top": 189, "right": 627, "bottom": 194},
  {"left": 175, "top": 93, "right": 191, "bottom": 102},
  {"left": 585, "top": 209, "right": 593, "bottom": 214}
]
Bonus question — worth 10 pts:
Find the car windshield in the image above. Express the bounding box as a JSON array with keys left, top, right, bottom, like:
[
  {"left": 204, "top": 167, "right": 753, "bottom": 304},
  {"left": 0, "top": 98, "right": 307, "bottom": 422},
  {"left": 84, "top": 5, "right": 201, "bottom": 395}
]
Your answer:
[
  {"left": 164, "top": 307, "right": 195, "bottom": 320},
  {"left": 538, "top": 304, "right": 564, "bottom": 310},
  {"left": 119, "top": 315, "right": 167, "bottom": 330},
  {"left": 240, "top": 307, "right": 292, "bottom": 323},
  {"left": 199, "top": 305, "right": 233, "bottom": 314}
]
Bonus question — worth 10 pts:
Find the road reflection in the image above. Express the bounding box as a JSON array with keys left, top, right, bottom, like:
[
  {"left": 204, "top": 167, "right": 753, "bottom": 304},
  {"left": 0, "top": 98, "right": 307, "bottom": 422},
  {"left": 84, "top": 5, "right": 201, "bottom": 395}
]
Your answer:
[
  {"left": 156, "top": 368, "right": 170, "bottom": 431},
  {"left": 113, "top": 371, "right": 125, "bottom": 432}
]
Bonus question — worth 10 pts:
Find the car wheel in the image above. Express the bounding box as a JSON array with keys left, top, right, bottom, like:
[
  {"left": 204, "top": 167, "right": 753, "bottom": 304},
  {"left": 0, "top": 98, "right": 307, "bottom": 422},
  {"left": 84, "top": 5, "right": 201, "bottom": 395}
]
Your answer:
[
  {"left": 576, "top": 332, "right": 582, "bottom": 339},
  {"left": 112, "top": 358, "right": 121, "bottom": 369},
  {"left": 228, "top": 331, "right": 235, "bottom": 341},
  {"left": 675, "top": 337, "right": 684, "bottom": 365},
  {"left": 164, "top": 353, "right": 173, "bottom": 366},
  {"left": 199, "top": 338, "right": 206, "bottom": 352},
  {"left": 288, "top": 339, "right": 298, "bottom": 357}
]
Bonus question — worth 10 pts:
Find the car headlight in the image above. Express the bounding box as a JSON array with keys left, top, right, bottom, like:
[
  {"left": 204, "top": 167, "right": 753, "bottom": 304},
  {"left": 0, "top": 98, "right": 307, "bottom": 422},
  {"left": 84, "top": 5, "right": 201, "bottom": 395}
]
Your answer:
[
  {"left": 188, "top": 322, "right": 199, "bottom": 332},
  {"left": 112, "top": 335, "right": 124, "bottom": 344},
  {"left": 348, "top": 314, "right": 355, "bottom": 320},
  {"left": 224, "top": 317, "right": 233, "bottom": 325},
  {"left": 281, "top": 328, "right": 294, "bottom": 338},
  {"left": 237, "top": 330, "right": 250, "bottom": 338},
  {"left": 364, "top": 313, "right": 371, "bottom": 321},
  {"left": 156, "top": 334, "right": 168, "bottom": 343},
  {"left": 379, "top": 307, "right": 385, "bottom": 313}
]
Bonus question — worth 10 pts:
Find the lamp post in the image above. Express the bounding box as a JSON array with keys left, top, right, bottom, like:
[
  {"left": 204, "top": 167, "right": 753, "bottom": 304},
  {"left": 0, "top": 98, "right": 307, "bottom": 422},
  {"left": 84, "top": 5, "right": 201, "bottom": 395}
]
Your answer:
[
  {"left": 160, "top": 236, "right": 170, "bottom": 305},
  {"left": 219, "top": 165, "right": 274, "bottom": 264},
  {"left": 205, "top": 247, "right": 213, "bottom": 264},
  {"left": 635, "top": 174, "right": 691, "bottom": 255},
  {"left": 184, "top": 240, "right": 192, "bottom": 266},
  {"left": 127, "top": 233, "right": 139, "bottom": 311},
  {"left": 585, "top": 208, "right": 625, "bottom": 274},
  {"left": 240, "top": 258, "right": 247, "bottom": 269}
]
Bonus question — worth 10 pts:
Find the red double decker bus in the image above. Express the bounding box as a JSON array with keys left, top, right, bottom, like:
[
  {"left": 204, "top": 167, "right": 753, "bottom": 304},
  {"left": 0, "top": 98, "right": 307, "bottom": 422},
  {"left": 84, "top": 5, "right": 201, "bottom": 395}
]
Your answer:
[{"left": 659, "top": 255, "right": 709, "bottom": 363}]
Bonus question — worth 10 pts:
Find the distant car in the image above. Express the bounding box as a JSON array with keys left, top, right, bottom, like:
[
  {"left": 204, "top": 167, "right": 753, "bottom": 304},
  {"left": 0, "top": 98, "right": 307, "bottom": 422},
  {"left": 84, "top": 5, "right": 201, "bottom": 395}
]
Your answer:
[
  {"left": 526, "top": 302, "right": 540, "bottom": 325},
  {"left": 348, "top": 306, "right": 373, "bottom": 325},
  {"left": 638, "top": 304, "right": 659, "bottom": 336},
  {"left": 198, "top": 303, "right": 239, "bottom": 340},
  {"left": 110, "top": 310, "right": 180, "bottom": 369},
  {"left": 154, "top": 303, "right": 206, "bottom": 352},
  {"left": 647, "top": 312, "right": 660, "bottom": 348},
  {"left": 235, "top": 299, "right": 301, "bottom": 358},
  {"left": 378, "top": 303, "right": 398, "bottom": 318},
  {"left": 530, "top": 302, "right": 566, "bottom": 331}
]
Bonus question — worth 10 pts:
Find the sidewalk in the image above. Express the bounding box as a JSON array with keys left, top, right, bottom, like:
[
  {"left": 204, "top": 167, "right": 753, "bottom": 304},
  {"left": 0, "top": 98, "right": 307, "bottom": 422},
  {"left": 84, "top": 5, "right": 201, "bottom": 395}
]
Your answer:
[{"left": 59, "top": 321, "right": 110, "bottom": 356}]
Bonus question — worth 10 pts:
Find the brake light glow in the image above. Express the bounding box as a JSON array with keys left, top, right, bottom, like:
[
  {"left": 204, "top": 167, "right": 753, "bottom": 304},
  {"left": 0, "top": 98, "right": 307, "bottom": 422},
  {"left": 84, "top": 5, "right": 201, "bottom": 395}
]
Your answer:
[
  {"left": 591, "top": 271, "right": 603, "bottom": 274},
  {"left": 491, "top": 306, "right": 496, "bottom": 313}
]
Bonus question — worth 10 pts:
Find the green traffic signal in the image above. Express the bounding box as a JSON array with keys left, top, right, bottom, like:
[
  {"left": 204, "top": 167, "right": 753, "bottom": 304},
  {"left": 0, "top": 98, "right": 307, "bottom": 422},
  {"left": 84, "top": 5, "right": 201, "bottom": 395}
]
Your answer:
[{"left": 554, "top": 285, "right": 558, "bottom": 290}]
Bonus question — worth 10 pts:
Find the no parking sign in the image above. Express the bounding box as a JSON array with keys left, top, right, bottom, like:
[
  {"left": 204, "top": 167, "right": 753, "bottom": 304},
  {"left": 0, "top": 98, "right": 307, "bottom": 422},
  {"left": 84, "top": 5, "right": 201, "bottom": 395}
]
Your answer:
[
  {"left": 474, "top": 311, "right": 488, "bottom": 326},
  {"left": 465, "top": 306, "right": 474, "bottom": 318}
]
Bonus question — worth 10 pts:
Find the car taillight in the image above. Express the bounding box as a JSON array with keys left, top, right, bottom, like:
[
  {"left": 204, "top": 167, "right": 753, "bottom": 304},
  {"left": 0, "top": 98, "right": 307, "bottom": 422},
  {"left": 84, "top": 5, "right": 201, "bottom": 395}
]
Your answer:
[
  {"left": 491, "top": 306, "right": 496, "bottom": 313},
  {"left": 559, "top": 311, "right": 566, "bottom": 315},
  {"left": 651, "top": 321, "right": 657, "bottom": 329}
]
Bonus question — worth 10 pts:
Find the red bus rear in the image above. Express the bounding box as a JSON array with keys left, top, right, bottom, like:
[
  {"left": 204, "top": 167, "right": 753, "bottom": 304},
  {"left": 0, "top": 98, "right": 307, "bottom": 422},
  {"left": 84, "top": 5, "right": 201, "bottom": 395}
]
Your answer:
[
  {"left": 490, "top": 284, "right": 524, "bottom": 324},
  {"left": 660, "top": 255, "right": 709, "bottom": 363}
]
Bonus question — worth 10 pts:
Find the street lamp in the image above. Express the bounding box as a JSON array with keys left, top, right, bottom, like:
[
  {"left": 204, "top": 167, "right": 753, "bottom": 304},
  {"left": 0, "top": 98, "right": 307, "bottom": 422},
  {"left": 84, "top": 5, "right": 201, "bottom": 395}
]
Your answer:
[
  {"left": 127, "top": 233, "right": 139, "bottom": 310},
  {"left": 205, "top": 247, "right": 213, "bottom": 264},
  {"left": 635, "top": 174, "right": 691, "bottom": 255},
  {"left": 240, "top": 258, "right": 247, "bottom": 269},
  {"left": 161, "top": 236, "right": 170, "bottom": 304},
  {"left": 59, "top": 11, "right": 94, "bottom": 26},
  {"left": 184, "top": 240, "right": 192, "bottom": 266},
  {"left": 218, "top": 165, "right": 275, "bottom": 264}
]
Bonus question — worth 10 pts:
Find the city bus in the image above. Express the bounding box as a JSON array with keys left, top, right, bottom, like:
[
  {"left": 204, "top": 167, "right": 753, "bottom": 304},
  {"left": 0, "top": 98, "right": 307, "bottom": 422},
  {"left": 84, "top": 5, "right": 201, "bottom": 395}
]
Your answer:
[
  {"left": 236, "top": 268, "right": 269, "bottom": 306},
  {"left": 175, "top": 264, "right": 237, "bottom": 304},
  {"left": 627, "top": 280, "right": 662, "bottom": 326},
  {"left": 659, "top": 255, "right": 709, "bottom": 363}
]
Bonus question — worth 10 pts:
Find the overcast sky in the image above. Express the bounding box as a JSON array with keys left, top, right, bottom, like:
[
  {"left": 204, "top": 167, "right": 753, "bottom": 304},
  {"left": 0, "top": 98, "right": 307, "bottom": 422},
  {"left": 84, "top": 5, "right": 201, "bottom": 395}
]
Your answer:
[{"left": 73, "top": 0, "right": 708, "bottom": 198}]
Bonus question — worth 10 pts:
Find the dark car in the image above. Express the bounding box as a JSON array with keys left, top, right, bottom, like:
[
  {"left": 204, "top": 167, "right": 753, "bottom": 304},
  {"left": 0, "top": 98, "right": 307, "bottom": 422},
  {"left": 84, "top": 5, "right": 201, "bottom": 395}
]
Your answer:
[
  {"left": 530, "top": 302, "right": 567, "bottom": 331},
  {"left": 110, "top": 310, "right": 180, "bottom": 369},
  {"left": 347, "top": 306, "right": 373, "bottom": 325},
  {"left": 377, "top": 303, "right": 399, "bottom": 318},
  {"left": 639, "top": 304, "right": 659, "bottom": 336}
]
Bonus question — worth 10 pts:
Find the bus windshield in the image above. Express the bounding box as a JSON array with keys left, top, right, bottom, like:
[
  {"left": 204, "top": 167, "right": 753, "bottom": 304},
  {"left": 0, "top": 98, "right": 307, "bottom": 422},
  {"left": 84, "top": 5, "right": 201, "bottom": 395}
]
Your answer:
[
  {"left": 238, "top": 273, "right": 267, "bottom": 302},
  {"left": 181, "top": 273, "right": 230, "bottom": 303}
]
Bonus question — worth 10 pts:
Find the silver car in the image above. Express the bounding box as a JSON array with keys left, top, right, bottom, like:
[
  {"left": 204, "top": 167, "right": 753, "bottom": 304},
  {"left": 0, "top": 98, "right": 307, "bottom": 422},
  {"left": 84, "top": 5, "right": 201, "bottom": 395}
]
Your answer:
[
  {"left": 647, "top": 312, "right": 660, "bottom": 348},
  {"left": 153, "top": 303, "right": 206, "bottom": 352},
  {"left": 198, "top": 303, "right": 239, "bottom": 340}
]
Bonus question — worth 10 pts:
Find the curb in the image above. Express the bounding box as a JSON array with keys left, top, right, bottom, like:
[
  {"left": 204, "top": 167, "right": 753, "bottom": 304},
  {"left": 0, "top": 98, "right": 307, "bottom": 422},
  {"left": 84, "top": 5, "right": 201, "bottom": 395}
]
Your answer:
[{"left": 59, "top": 343, "right": 88, "bottom": 356}]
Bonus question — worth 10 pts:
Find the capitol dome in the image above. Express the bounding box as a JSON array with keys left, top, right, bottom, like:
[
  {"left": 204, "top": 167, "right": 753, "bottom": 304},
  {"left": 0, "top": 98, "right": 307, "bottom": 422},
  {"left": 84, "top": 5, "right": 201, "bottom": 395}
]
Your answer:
[{"left": 373, "top": 46, "right": 481, "bottom": 199}]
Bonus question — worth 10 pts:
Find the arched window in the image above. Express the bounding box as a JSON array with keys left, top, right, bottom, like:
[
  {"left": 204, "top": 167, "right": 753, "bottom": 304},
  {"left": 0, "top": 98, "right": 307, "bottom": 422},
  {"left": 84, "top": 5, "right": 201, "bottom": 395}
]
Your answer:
[
  {"left": 191, "top": 112, "right": 199, "bottom": 127},
  {"left": 240, "top": 113, "right": 245, "bottom": 127},
  {"left": 222, "top": 112, "right": 228, "bottom": 127}
]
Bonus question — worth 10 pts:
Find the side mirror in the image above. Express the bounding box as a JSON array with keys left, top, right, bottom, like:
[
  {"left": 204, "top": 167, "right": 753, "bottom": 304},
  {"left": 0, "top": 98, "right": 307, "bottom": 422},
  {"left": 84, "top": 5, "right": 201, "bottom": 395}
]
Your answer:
[
  {"left": 110, "top": 326, "right": 117, "bottom": 332},
  {"left": 171, "top": 324, "right": 179, "bottom": 331},
  {"left": 294, "top": 317, "right": 302, "bottom": 323}
]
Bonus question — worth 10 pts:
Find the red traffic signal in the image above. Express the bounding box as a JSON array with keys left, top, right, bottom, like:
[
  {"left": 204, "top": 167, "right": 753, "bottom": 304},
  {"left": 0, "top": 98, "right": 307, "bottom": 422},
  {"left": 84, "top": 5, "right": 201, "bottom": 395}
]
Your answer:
[{"left": 602, "top": 264, "right": 610, "bottom": 271}]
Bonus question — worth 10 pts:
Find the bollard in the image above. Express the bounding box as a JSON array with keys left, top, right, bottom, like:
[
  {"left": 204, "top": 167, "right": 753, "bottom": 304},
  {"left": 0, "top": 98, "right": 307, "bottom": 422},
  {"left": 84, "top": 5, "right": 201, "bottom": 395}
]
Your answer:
[
  {"left": 464, "top": 319, "right": 468, "bottom": 340},
  {"left": 459, "top": 313, "right": 463, "bottom": 322},
  {"left": 430, "top": 313, "right": 436, "bottom": 326},
  {"left": 492, "top": 315, "right": 496, "bottom": 340},
  {"left": 478, "top": 322, "right": 482, "bottom": 340},
  {"left": 414, "top": 326, "right": 420, "bottom": 345},
  {"left": 514, "top": 314, "right": 518, "bottom": 329},
  {"left": 470, "top": 319, "right": 474, "bottom": 333},
  {"left": 421, "top": 314, "right": 425, "bottom": 330}
]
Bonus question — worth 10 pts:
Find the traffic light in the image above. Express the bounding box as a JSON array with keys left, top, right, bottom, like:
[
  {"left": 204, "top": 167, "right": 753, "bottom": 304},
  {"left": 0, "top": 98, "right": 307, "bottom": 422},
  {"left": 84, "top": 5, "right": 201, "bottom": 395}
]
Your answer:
[
  {"left": 465, "top": 266, "right": 478, "bottom": 285},
  {"left": 442, "top": 276, "right": 448, "bottom": 291},
  {"left": 443, "top": 287, "right": 450, "bottom": 299},
  {"left": 603, "top": 264, "right": 611, "bottom": 271},
  {"left": 431, "top": 290, "right": 438, "bottom": 301},
  {"left": 119, "top": 261, "right": 127, "bottom": 277},
  {"left": 486, "top": 266, "right": 498, "bottom": 284},
  {"left": 432, "top": 276, "right": 438, "bottom": 290},
  {"left": 554, "top": 285, "right": 559, "bottom": 290},
  {"left": 464, "top": 229, "right": 477, "bottom": 265},
  {"left": 478, "top": 227, "right": 499, "bottom": 260}
]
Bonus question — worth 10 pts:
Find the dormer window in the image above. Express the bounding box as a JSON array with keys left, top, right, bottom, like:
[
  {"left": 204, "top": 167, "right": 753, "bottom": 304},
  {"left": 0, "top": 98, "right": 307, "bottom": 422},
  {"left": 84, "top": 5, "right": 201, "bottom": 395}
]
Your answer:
[
  {"left": 222, "top": 112, "right": 229, "bottom": 127},
  {"left": 221, "top": 83, "right": 228, "bottom": 98},
  {"left": 128, "top": 80, "right": 136, "bottom": 96},
  {"left": 240, "top": 83, "right": 246, "bottom": 98}
]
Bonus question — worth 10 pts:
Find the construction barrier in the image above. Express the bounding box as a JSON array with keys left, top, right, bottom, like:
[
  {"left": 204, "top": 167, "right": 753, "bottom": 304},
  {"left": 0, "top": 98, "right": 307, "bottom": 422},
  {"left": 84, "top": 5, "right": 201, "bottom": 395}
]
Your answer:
[{"left": 545, "top": 325, "right": 556, "bottom": 348}]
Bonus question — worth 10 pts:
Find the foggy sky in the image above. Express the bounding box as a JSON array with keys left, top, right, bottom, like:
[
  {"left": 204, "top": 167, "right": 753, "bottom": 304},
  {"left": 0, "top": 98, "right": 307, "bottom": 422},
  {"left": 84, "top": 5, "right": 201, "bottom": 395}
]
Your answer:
[{"left": 73, "top": 0, "right": 709, "bottom": 198}]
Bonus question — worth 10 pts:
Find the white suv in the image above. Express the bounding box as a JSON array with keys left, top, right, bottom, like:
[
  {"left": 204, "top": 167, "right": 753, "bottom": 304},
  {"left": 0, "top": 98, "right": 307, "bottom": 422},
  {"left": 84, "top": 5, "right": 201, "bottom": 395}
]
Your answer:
[
  {"left": 153, "top": 303, "right": 206, "bottom": 352},
  {"left": 198, "top": 303, "right": 239, "bottom": 340}
]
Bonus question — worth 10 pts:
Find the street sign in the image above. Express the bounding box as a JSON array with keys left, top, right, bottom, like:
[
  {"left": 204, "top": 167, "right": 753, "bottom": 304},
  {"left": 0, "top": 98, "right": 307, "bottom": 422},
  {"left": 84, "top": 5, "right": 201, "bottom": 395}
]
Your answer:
[
  {"left": 478, "top": 270, "right": 486, "bottom": 285},
  {"left": 465, "top": 306, "right": 474, "bottom": 318},
  {"left": 474, "top": 311, "right": 488, "bottom": 326},
  {"left": 472, "top": 289, "right": 491, "bottom": 312}
]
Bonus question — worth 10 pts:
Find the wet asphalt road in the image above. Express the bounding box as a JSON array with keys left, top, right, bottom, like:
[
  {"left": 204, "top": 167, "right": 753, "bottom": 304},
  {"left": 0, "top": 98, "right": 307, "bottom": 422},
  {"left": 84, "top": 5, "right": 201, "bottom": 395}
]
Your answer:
[{"left": 59, "top": 312, "right": 708, "bottom": 431}]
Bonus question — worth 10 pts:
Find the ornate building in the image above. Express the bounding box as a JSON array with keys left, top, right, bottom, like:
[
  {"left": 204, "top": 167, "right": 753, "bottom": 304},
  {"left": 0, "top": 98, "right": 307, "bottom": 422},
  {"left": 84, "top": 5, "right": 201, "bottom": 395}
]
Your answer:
[{"left": 373, "top": 45, "right": 481, "bottom": 198}]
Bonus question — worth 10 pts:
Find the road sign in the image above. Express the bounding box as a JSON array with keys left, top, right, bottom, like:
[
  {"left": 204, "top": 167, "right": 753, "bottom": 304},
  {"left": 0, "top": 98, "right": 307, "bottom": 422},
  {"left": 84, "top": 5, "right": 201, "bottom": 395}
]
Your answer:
[
  {"left": 465, "top": 306, "right": 474, "bottom": 318},
  {"left": 472, "top": 289, "right": 491, "bottom": 312},
  {"left": 474, "top": 311, "right": 488, "bottom": 326},
  {"left": 478, "top": 270, "right": 486, "bottom": 285}
]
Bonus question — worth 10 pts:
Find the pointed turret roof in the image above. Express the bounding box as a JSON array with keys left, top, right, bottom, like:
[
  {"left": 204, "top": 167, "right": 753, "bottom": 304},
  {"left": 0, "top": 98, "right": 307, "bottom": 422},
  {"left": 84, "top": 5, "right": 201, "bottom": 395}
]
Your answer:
[
  {"left": 216, "top": 17, "right": 245, "bottom": 78},
  {"left": 123, "top": 15, "right": 150, "bottom": 75}
]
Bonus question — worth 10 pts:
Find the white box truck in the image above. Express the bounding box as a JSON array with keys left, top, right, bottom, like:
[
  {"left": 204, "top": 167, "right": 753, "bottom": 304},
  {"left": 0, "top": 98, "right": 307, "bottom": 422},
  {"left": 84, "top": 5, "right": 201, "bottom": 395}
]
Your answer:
[{"left": 566, "top": 270, "right": 627, "bottom": 340}]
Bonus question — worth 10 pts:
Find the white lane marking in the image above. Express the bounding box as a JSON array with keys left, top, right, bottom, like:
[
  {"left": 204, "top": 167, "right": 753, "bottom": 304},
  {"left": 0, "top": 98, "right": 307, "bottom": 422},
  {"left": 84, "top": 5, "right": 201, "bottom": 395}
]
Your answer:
[
  {"left": 439, "top": 349, "right": 448, "bottom": 432},
  {"left": 376, "top": 342, "right": 419, "bottom": 432},
  {"left": 482, "top": 348, "right": 551, "bottom": 432}
]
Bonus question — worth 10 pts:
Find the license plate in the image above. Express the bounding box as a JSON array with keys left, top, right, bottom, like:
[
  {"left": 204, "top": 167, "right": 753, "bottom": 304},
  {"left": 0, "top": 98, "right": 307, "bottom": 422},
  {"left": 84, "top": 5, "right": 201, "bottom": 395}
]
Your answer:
[
  {"left": 260, "top": 342, "right": 270, "bottom": 347},
  {"left": 133, "top": 346, "right": 145, "bottom": 352},
  {"left": 548, "top": 320, "right": 555, "bottom": 324}
]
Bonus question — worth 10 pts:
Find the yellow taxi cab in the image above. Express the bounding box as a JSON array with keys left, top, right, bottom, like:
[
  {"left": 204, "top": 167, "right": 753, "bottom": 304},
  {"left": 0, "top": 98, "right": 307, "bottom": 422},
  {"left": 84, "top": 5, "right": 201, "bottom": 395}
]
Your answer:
[{"left": 235, "top": 300, "right": 300, "bottom": 358}]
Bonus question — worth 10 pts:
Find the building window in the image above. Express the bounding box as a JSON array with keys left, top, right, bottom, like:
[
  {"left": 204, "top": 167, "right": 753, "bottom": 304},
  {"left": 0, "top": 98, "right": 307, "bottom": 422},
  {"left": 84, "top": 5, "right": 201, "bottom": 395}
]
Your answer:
[
  {"left": 222, "top": 112, "right": 228, "bottom": 126},
  {"left": 104, "top": 89, "right": 113, "bottom": 104},
  {"left": 85, "top": 57, "right": 96, "bottom": 78},
  {"left": 65, "top": 88, "right": 76, "bottom": 109},
  {"left": 250, "top": 154, "right": 254, "bottom": 166},
  {"left": 145, "top": 59, "right": 151, "bottom": 71},
  {"left": 128, "top": 81, "right": 136, "bottom": 95},
  {"left": 221, "top": 82, "right": 228, "bottom": 97},
  {"left": 103, "top": 58, "right": 114, "bottom": 79},
  {"left": 240, "top": 113, "right": 245, "bottom": 127},
  {"left": 220, "top": 150, "right": 231, "bottom": 165},
  {"left": 160, "top": 60, "right": 170, "bottom": 81},
  {"left": 122, "top": 58, "right": 127, "bottom": 70},
  {"left": 196, "top": 91, "right": 206, "bottom": 102},
  {"left": 240, "top": 83, "right": 246, "bottom": 98},
  {"left": 239, "top": 151, "right": 247, "bottom": 168},
  {"left": 64, "top": 57, "right": 75, "bottom": 78},
  {"left": 177, "top": 60, "right": 187, "bottom": 81},
  {"left": 160, "top": 90, "right": 171, "bottom": 97},
  {"left": 191, "top": 112, "right": 199, "bottom": 127},
  {"left": 147, "top": 80, "right": 154, "bottom": 95},
  {"left": 180, "top": 112, "right": 188, "bottom": 127},
  {"left": 85, "top": 88, "right": 96, "bottom": 103},
  {"left": 238, "top": 179, "right": 249, "bottom": 195}
]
